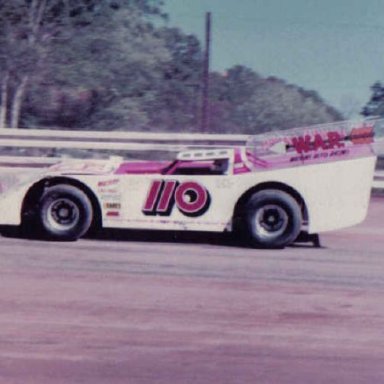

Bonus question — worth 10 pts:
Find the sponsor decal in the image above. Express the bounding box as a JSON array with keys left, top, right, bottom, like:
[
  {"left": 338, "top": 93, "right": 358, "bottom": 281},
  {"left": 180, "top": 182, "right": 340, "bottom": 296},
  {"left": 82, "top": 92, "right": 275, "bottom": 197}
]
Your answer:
[
  {"left": 290, "top": 149, "right": 350, "bottom": 163},
  {"left": 288, "top": 124, "right": 374, "bottom": 163},
  {"left": 99, "top": 188, "right": 119, "bottom": 194},
  {"left": 350, "top": 125, "right": 374, "bottom": 144},
  {"left": 104, "top": 202, "right": 121, "bottom": 210},
  {"left": 106, "top": 211, "right": 120, "bottom": 217},
  {"left": 51, "top": 162, "right": 112, "bottom": 174},
  {"left": 142, "top": 180, "right": 211, "bottom": 217},
  {"left": 98, "top": 179, "right": 119, "bottom": 187},
  {"left": 290, "top": 131, "right": 345, "bottom": 154},
  {"left": 216, "top": 179, "right": 234, "bottom": 189},
  {"left": 100, "top": 193, "right": 121, "bottom": 201}
]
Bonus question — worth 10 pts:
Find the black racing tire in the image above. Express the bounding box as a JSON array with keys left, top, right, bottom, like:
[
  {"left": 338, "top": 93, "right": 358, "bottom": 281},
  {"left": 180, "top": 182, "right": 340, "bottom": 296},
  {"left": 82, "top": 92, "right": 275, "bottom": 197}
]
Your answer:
[
  {"left": 243, "top": 189, "right": 302, "bottom": 249},
  {"left": 37, "top": 184, "right": 93, "bottom": 241}
]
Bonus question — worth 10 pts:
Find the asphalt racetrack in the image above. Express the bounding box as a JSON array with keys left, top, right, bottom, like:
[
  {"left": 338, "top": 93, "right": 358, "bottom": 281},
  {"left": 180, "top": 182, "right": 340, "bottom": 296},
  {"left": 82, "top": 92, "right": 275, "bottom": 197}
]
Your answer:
[{"left": 0, "top": 197, "right": 384, "bottom": 384}]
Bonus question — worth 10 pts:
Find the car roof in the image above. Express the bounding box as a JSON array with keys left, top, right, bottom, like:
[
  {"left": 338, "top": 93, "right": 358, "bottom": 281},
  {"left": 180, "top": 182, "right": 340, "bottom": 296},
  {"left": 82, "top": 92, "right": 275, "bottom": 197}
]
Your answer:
[{"left": 176, "top": 148, "right": 234, "bottom": 161}]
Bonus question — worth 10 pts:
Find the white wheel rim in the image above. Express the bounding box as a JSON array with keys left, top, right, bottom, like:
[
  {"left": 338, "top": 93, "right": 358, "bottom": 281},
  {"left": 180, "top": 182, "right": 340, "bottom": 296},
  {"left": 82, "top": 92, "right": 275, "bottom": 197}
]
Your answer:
[
  {"left": 253, "top": 204, "right": 289, "bottom": 240},
  {"left": 46, "top": 198, "right": 80, "bottom": 232}
]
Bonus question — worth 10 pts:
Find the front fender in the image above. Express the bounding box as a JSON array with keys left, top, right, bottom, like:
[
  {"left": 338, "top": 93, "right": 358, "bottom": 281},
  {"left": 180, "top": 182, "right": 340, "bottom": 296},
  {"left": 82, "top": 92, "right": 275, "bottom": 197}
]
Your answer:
[{"left": 0, "top": 170, "right": 46, "bottom": 226}]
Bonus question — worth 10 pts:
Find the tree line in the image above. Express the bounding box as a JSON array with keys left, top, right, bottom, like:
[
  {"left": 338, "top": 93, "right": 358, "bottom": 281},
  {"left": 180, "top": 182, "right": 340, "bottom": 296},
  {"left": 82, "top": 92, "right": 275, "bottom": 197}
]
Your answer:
[{"left": 0, "top": 0, "right": 342, "bottom": 133}]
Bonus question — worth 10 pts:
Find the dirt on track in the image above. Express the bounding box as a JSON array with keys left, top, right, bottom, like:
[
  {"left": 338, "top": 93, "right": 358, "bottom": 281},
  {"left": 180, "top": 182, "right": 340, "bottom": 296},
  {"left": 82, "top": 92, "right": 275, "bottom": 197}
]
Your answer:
[{"left": 0, "top": 198, "right": 384, "bottom": 384}]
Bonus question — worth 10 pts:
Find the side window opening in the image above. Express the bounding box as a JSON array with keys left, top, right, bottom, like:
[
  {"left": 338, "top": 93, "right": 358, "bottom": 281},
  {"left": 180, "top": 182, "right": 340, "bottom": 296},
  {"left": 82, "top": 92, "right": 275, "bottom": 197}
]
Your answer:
[{"left": 169, "top": 159, "right": 229, "bottom": 175}]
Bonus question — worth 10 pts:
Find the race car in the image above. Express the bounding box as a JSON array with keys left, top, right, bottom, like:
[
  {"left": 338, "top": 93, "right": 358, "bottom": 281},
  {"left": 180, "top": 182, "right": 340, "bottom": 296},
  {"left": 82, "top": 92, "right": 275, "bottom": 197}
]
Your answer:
[{"left": 0, "top": 120, "right": 377, "bottom": 248}]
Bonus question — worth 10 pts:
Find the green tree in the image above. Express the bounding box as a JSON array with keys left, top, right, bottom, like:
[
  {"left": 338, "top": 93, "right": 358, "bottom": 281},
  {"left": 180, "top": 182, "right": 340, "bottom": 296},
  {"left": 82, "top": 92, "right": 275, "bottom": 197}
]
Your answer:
[
  {"left": 0, "top": 0, "right": 48, "bottom": 128},
  {"left": 209, "top": 66, "right": 342, "bottom": 134},
  {"left": 0, "top": 2, "right": 343, "bottom": 134},
  {"left": 144, "top": 27, "right": 203, "bottom": 132},
  {"left": 0, "top": 0, "right": 167, "bottom": 129},
  {"left": 362, "top": 82, "right": 384, "bottom": 117},
  {"left": 208, "top": 66, "right": 264, "bottom": 132},
  {"left": 43, "top": 2, "right": 169, "bottom": 130}
]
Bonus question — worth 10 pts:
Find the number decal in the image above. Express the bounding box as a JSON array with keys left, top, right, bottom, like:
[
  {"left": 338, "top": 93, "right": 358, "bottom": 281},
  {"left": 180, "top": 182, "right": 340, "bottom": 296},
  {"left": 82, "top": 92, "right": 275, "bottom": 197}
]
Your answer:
[
  {"left": 156, "top": 180, "right": 178, "bottom": 214},
  {"left": 143, "top": 180, "right": 211, "bottom": 217},
  {"left": 142, "top": 180, "right": 163, "bottom": 213},
  {"left": 175, "top": 181, "right": 209, "bottom": 216}
]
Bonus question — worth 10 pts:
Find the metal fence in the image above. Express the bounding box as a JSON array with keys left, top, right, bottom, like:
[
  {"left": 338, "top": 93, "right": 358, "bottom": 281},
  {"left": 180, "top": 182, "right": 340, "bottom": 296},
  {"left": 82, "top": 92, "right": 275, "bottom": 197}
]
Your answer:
[
  {"left": 0, "top": 127, "right": 384, "bottom": 189},
  {"left": 0, "top": 127, "right": 250, "bottom": 169}
]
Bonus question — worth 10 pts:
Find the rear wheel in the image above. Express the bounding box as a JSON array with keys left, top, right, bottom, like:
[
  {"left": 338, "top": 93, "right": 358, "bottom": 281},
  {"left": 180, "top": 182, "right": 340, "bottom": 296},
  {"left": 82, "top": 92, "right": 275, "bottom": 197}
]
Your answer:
[
  {"left": 38, "top": 184, "right": 93, "bottom": 241},
  {"left": 243, "top": 189, "right": 302, "bottom": 248}
]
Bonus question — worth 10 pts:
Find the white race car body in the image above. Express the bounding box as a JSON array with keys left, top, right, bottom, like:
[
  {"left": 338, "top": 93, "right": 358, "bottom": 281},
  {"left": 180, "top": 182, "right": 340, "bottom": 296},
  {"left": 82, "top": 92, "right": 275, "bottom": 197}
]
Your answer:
[{"left": 0, "top": 120, "right": 377, "bottom": 245}]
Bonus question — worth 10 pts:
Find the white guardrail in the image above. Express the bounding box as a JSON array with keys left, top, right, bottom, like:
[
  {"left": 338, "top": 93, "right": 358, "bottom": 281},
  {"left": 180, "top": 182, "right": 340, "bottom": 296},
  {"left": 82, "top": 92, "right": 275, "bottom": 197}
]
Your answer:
[
  {"left": 1, "top": 127, "right": 384, "bottom": 189},
  {"left": 372, "top": 170, "right": 384, "bottom": 190},
  {"left": 0, "top": 127, "right": 250, "bottom": 168}
]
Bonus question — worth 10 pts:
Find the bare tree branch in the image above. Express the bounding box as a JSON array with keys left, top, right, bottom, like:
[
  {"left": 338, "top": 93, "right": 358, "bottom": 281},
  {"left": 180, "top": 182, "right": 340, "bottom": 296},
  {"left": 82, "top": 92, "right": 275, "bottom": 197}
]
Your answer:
[
  {"left": 0, "top": 72, "right": 10, "bottom": 128},
  {"left": 10, "top": 75, "right": 29, "bottom": 128}
]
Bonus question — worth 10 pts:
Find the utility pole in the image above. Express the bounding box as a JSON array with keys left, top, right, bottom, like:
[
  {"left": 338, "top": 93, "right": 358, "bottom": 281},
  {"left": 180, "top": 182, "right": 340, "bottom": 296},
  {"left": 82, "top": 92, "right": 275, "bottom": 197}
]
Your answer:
[{"left": 201, "top": 11, "right": 211, "bottom": 133}]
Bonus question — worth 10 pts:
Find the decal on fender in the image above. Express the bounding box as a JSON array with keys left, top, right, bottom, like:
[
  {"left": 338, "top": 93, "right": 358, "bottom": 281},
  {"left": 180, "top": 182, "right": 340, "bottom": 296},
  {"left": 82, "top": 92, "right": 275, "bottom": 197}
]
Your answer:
[{"left": 142, "top": 180, "right": 211, "bottom": 217}]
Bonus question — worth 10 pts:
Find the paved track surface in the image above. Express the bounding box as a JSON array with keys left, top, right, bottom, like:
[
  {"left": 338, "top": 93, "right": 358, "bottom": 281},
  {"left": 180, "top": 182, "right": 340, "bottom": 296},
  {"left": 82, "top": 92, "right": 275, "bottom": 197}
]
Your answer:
[{"left": 1, "top": 198, "right": 384, "bottom": 384}]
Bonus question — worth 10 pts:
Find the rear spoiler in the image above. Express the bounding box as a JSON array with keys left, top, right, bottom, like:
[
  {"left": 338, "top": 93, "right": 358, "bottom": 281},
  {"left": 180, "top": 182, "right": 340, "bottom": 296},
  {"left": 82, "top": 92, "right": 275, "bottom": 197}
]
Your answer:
[{"left": 246, "top": 119, "right": 379, "bottom": 157}]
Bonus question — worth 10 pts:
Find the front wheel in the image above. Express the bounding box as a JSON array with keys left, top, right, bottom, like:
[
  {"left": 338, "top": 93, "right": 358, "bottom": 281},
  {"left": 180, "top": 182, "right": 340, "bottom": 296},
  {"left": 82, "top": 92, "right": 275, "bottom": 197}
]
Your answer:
[
  {"left": 243, "top": 189, "right": 302, "bottom": 248},
  {"left": 38, "top": 184, "right": 93, "bottom": 241}
]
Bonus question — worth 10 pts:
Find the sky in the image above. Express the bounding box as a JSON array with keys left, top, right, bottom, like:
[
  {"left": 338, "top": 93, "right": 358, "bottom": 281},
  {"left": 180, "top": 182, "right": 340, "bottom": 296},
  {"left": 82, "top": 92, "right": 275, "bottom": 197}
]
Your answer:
[{"left": 163, "top": 0, "right": 384, "bottom": 116}]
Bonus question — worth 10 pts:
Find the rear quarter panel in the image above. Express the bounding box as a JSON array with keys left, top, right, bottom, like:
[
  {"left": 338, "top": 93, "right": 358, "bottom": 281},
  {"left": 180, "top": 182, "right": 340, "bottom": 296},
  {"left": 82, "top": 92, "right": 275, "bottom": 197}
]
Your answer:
[{"left": 86, "top": 155, "right": 375, "bottom": 234}]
